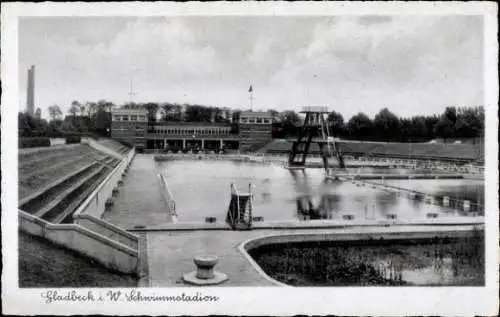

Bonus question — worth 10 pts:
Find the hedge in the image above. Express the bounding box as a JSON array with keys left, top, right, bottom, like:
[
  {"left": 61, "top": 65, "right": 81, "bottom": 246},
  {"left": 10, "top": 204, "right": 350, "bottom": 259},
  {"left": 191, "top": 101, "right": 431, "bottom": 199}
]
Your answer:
[
  {"left": 65, "top": 136, "right": 81, "bottom": 144},
  {"left": 19, "top": 137, "right": 51, "bottom": 148}
]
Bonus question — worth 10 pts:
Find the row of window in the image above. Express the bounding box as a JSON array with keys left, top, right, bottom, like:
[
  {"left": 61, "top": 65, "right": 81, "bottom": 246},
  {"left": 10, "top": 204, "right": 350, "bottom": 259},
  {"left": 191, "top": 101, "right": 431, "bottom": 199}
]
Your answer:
[
  {"left": 113, "top": 115, "right": 147, "bottom": 121},
  {"left": 149, "top": 127, "right": 231, "bottom": 136},
  {"left": 240, "top": 118, "right": 271, "bottom": 124},
  {"left": 113, "top": 127, "right": 143, "bottom": 132}
]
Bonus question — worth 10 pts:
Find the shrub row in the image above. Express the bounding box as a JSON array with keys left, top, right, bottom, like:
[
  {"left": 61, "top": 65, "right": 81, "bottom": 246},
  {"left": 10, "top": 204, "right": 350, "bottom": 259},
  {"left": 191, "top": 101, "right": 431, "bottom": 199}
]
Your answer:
[
  {"left": 19, "top": 137, "right": 51, "bottom": 148},
  {"left": 65, "top": 136, "right": 81, "bottom": 144}
]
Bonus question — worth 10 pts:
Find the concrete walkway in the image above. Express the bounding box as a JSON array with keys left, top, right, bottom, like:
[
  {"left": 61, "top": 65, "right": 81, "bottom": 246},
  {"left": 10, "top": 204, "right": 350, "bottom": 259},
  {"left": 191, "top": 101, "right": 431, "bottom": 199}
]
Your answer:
[{"left": 139, "top": 223, "right": 483, "bottom": 287}]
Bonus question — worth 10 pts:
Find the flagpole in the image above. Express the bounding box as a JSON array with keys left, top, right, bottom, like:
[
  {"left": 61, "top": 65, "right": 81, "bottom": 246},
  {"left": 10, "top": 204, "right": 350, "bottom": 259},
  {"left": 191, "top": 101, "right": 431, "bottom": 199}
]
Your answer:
[{"left": 250, "top": 91, "right": 253, "bottom": 111}]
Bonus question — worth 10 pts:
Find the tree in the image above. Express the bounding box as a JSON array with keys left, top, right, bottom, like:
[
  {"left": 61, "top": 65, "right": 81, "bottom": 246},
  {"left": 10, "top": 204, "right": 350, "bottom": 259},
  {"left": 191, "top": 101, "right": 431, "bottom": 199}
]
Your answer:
[
  {"left": 231, "top": 110, "right": 241, "bottom": 123},
  {"left": 69, "top": 102, "right": 79, "bottom": 118},
  {"left": 142, "top": 102, "right": 160, "bottom": 123},
  {"left": 443, "top": 106, "right": 458, "bottom": 124},
  {"left": 407, "top": 116, "right": 428, "bottom": 141},
  {"left": 19, "top": 112, "right": 38, "bottom": 137},
  {"left": 346, "top": 112, "right": 374, "bottom": 140},
  {"left": 70, "top": 100, "right": 84, "bottom": 116},
  {"left": 327, "top": 111, "right": 346, "bottom": 137},
  {"left": 434, "top": 116, "right": 455, "bottom": 140},
  {"left": 185, "top": 104, "right": 212, "bottom": 122},
  {"left": 424, "top": 115, "right": 439, "bottom": 139},
  {"left": 267, "top": 109, "right": 280, "bottom": 123},
  {"left": 373, "top": 108, "right": 401, "bottom": 141},
  {"left": 279, "top": 110, "right": 301, "bottom": 137},
  {"left": 82, "top": 101, "right": 96, "bottom": 118},
  {"left": 90, "top": 108, "right": 111, "bottom": 136},
  {"left": 48, "top": 104, "right": 63, "bottom": 121},
  {"left": 455, "top": 106, "right": 484, "bottom": 138}
]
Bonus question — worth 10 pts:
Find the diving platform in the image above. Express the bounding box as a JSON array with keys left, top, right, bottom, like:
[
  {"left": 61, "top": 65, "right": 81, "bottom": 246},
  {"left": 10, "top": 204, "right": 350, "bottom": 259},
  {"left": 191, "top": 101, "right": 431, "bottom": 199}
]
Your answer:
[{"left": 226, "top": 182, "right": 255, "bottom": 230}]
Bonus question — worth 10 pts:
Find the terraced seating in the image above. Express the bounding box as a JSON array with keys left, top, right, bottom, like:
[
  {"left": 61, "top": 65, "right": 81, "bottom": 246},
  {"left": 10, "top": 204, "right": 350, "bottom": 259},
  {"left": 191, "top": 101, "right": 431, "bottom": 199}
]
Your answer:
[
  {"left": 262, "top": 139, "right": 480, "bottom": 162},
  {"left": 19, "top": 145, "right": 111, "bottom": 200},
  {"left": 19, "top": 143, "right": 122, "bottom": 224},
  {"left": 20, "top": 148, "right": 108, "bottom": 184},
  {"left": 98, "top": 139, "right": 130, "bottom": 155}
]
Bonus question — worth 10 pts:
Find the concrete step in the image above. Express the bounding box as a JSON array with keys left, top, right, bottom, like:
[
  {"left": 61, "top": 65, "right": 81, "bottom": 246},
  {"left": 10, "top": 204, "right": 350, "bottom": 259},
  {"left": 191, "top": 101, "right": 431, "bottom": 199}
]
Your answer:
[
  {"left": 34, "top": 165, "right": 106, "bottom": 219},
  {"left": 19, "top": 154, "right": 113, "bottom": 206},
  {"left": 20, "top": 163, "right": 102, "bottom": 214},
  {"left": 52, "top": 168, "right": 111, "bottom": 224},
  {"left": 21, "top": 152, "right": 100, "bottom": 182}
]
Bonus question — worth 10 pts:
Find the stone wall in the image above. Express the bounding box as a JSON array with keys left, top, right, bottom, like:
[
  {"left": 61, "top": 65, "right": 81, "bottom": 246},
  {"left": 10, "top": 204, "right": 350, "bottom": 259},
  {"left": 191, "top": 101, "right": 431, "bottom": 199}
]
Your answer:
[
  {"left": 19, "top": 210, "right": 138, "bottom": 274},
  {"left": 73, "top": 147, "right": 135, "bottom": 219},
  {"left": 74, "top": 214, "right": 138, "bottom": 249}
]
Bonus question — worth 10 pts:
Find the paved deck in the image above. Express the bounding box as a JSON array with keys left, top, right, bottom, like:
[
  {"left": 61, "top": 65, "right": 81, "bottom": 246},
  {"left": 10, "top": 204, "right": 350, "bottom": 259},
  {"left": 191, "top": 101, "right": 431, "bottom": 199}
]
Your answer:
[{"left": 139, "top": 223, "right": 483, "bottom": 287}]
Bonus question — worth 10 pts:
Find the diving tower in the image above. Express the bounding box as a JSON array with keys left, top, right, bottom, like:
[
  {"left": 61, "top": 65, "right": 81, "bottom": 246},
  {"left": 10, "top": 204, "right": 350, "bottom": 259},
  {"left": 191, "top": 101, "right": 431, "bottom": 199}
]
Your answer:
[
  {"left": 226, "top": 182, "right": 255, "bottom": 230},
  {"left": 288, "top": 106, "right": 345, "bottom": 172}
]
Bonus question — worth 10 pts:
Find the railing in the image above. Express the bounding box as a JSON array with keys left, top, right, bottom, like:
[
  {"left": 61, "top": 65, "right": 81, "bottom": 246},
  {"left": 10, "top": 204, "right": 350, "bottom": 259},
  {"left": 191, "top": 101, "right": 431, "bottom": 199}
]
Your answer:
[
  {"left": 157, "top": 173, "right": 178, "bottom": 222},
  {"left": 355, "top": 179, "right": 484, "bottom": 214}
]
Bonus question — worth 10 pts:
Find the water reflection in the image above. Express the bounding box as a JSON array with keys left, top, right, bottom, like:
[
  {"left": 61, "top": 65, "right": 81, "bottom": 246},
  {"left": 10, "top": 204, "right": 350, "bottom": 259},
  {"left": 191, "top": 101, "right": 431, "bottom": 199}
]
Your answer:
[
  {"left": 290, "top": 169, "right": 345, "bottom": 220},
  {"left": 105, "top": 156, "right": 485, "bottom": 224}
]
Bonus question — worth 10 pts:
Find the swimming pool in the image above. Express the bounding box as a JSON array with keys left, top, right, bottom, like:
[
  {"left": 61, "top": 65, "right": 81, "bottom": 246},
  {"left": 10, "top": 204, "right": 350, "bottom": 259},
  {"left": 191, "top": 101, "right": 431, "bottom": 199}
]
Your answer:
[{"left": 103, "top": 155, "right": 484, "bottom": 228}]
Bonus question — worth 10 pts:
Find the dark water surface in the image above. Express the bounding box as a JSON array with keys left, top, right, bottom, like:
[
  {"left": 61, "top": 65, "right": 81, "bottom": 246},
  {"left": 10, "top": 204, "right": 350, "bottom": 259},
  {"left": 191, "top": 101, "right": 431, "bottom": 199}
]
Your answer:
[{"left": 249, "top": 234, "right": 485, "bottom": 286}]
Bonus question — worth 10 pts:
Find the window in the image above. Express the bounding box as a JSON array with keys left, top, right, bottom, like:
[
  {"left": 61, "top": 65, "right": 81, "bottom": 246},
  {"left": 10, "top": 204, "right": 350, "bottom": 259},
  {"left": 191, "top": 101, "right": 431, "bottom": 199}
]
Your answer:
[
  {"left": 256, "top": 118, "right": 263, "bottom": 124},
  {"left": 122, "top": 116, "right": 129, "bottom": 121},
  {"left": 249, "top": 119, "right": 255, "bottom": 123},
  {"left": 139, "top": 116, "right": 146, "bottom": 121},
  {"left": 263, "top": 119, "right": 270, "bottom": 124},
  {"left": 131, "top": 115, "right": 138, "bottom": 121},
  {"left": 113, "top": 115, "right": 121, "bottom": 121}
]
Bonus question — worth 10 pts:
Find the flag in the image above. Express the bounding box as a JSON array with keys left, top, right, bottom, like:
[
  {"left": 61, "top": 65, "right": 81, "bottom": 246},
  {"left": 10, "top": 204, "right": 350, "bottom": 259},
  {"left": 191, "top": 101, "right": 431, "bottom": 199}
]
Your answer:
[{"left": 248, "top": 85, "right": 253, "bottom": 93}]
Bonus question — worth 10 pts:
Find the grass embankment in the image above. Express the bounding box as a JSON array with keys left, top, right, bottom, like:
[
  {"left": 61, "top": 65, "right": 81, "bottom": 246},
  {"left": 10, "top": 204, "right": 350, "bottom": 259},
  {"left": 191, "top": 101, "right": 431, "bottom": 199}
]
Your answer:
[{"left": 19, "top": 232, "right": 137, "bottom": 288}]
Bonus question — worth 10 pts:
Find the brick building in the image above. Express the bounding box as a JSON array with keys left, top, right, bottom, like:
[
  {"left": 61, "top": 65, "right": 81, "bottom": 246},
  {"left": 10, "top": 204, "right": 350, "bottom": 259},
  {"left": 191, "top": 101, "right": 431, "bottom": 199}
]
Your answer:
[
  {"left": 111, "top": 109, "right": 148, "bottom": 149},
  {"left": 111, "top": 108, "right": 272, "bottom": 152},
  {"left": 238, "top": 111, "right": 273, "bottom": 152}
]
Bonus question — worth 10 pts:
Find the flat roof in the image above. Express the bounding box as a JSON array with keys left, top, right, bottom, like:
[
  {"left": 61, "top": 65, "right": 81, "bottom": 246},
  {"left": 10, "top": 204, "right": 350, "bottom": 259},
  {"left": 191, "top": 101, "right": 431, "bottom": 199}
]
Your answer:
[
  {"left": 153, "top": 121, "right": 231, "bottom": 127},
  {"left": 240, "top": 111, "right": 272, "bottom": 118},
  {"left": 300, "top": 106, "right": 330, "bottom": 113},
  {"left": 112, "top": 108, "right": 148, "bottom": 115}
]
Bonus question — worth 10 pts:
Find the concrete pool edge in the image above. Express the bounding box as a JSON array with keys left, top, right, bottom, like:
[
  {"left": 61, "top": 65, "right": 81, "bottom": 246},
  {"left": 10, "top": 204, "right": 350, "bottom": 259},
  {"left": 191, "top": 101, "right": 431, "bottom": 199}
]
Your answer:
[
  {"left": 237, "top": 225, "right": 485, "bottom": 287},
  {"left": 127, "top": 217, "right": 485, "bottom": 232}
]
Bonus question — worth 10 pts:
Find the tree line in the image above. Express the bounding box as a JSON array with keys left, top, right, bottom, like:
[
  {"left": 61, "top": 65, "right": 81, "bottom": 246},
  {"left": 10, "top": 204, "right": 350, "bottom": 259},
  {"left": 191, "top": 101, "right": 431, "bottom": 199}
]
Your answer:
[{"left": 18, "top": 100, "right": 484, "bottom": 143}]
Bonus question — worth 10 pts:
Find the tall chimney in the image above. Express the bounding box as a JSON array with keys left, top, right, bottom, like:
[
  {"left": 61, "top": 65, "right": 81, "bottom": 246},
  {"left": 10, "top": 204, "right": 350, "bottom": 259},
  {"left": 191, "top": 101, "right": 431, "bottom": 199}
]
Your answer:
[{"left": 26, "top": 65, "right": 35, "bottom": 116}]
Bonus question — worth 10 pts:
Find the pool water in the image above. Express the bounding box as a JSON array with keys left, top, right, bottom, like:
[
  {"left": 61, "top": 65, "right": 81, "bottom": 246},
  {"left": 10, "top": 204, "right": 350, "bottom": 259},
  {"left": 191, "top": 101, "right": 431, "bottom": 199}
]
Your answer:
[{"left": 104, "top": 155, "right": 484, "bottom": 227}]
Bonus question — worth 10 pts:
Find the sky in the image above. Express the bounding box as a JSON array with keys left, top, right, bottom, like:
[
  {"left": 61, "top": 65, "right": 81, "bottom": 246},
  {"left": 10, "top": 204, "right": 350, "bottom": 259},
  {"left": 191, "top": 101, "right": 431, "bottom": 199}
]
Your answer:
[{"left": 18, "top": 15, "right": 484, "bottom": 120}]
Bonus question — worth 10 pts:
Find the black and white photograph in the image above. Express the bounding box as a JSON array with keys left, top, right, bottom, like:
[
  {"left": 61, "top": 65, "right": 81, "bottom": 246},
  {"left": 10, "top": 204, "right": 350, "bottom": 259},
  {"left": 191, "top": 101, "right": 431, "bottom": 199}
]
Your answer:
[{"left": 1, "top": 2, "right": 498, "bottom": 316}]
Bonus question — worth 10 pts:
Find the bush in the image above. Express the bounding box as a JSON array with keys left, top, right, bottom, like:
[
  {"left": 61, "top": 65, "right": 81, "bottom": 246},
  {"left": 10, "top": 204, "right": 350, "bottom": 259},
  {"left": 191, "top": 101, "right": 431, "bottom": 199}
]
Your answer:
[
  {"left": 19, "top": 137, "right": 51, "bottom": 148},
  {"left": 65, "top": 136, "right": 81, "bottom": 144}
]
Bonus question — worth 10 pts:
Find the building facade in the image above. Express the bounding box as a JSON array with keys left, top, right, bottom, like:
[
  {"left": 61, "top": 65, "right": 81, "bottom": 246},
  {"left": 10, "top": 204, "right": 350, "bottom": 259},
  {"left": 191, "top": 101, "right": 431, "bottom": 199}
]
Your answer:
[
  {"left": 146, "top": 122, "right": 239, "bottom": 151},
  {"left": 238, "top": 111, "right": 273, "bottom": 151},
  {"left": 111, "top": 109, "right": 148, "bottom": 149},
  {"left": 111, "top": 108, "right": 272, "bottom": 152}
]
